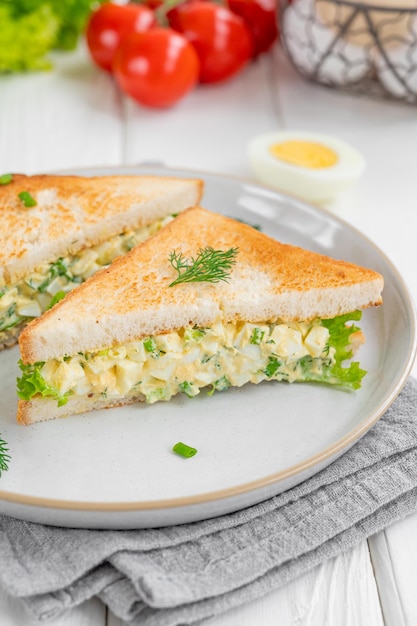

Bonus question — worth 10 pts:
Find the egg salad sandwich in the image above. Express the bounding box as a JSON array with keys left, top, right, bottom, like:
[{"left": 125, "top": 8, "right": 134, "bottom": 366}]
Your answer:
[
  {"left": 0, "top": 173, "right": 203, "bottom": 350},
  {"left": 16, "top": 206, "right": 384, "bottom": 425}
]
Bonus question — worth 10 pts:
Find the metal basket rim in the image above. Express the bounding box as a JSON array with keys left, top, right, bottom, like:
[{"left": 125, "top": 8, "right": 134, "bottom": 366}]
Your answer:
[{"left": 280, "top": 0, "right": 417, "bottom": 13}]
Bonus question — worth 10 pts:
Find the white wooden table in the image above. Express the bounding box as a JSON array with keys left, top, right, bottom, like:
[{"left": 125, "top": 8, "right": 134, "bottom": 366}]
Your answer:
[{"left": 1, "top": 39, "right": 417, "bottom": 626}]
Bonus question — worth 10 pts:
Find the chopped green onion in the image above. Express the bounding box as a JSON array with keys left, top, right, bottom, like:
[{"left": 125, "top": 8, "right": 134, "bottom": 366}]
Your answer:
[
  {"left": 0, "top": 173, "right": 13, "bottom": 185},
  {"left": 47, "top": 290, "right": 66, "bottom": 309},
  {"left": 37, "top": 258, "right": 72, "bottom": 293},
  {"left": 213, "top": 375, "right": 230, "bottom": 391},
  {"left": 18, "top": 191, "right": 37, "bottom": 207},
  {"left": 250, "top": 327, "right": 264, "bottom": 345},
  {"left": 264, "top": 357, "right": 281, "bottom": 378},
  {"left": 184, "top": 328, "right": 206, "bottom": 342},
  {"left": 172, "top": 441, "right": 197, "bottom": 458},
  {"left": 143, "top": 337, "right": 157, "bottom": 353},
  {"left": 145, "top": 387, "right": 167, "bottom": 403},
  {"left": 178, "top": 381, "right": 199, "bottom": 398}
]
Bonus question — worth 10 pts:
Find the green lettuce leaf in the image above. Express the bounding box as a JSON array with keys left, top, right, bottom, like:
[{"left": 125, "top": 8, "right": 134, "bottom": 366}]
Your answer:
[
  {"left": 308, "top": 311, "right": 366, "bottom": 390},
  {"left": 0, "top": 4, "right": 58, "bottom": 72},
  {"left": 0, "top": 0, "right": 104, "bottom": 73},
  {"left": 16, "top": 360, "right": 70, "bottom": 406},
  {"left": 48, "top": 0, "right": 104, "bottom": 50}
]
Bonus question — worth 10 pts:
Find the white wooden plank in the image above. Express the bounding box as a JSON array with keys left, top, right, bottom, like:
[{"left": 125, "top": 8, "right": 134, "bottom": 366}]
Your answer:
[
  {"left": 0, "top": 584, "right": 106, "bottom": 626},
  {"left": 369, "top": 512, "right": 417, "bottom": 626},
  {"left": 0, "top": 42, "right": 123, "bottom": 173},
  {"left": 122, "top": 54, "right": 280, "bottom": 178},
  {"left": 204, "top": 542, "right": 383, "bottom": 626}
]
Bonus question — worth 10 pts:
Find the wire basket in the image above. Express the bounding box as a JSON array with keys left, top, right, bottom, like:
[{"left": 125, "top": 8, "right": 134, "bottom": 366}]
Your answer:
[{"left": 279, "top": 0, "right": 417, "bottom": 104}]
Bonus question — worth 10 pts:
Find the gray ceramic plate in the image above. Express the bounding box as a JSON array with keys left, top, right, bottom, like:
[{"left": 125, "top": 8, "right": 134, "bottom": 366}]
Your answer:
[{"left": 0, "top": 166, "right": 415, "bottom": 529}]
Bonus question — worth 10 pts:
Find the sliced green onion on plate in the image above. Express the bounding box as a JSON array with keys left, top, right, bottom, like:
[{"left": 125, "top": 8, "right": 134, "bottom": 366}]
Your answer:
[{"left": 172, "top": 441, "right": 197, "bottom": 458}]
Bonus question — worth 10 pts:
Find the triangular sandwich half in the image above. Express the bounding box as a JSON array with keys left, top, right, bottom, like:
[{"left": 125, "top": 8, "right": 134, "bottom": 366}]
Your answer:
[
  {"left": 0, "top": 173, "right": 203, "bottom": 349},
  {"left": 17, "top": 206, "right": 383, "bottom": 424}
]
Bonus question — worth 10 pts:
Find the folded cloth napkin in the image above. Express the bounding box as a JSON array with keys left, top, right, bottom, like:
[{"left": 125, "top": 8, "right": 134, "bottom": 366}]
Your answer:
[{"left": 1, "top": 377, "right": 417, "bottom": 626}]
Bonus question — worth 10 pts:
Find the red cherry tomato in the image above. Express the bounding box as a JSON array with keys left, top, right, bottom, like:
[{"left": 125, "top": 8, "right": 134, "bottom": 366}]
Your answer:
[
  {"left": 169, "top": 2, "right": 254, "bottom": 84},
  {"left": 140, "top": 0, "right": 163, "bottom": 7},
  {"left": 86, "top": 2, "right": 156, "bottom": 72},
  {"left": 113, "top": 28, "right": 200, "bottom": 108},
  {"left": 227, "top": 0, "right": 278, "bottom": 56}
]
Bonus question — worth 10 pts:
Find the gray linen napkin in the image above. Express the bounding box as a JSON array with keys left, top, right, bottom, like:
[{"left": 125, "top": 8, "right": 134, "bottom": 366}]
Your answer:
[{"left": 1, "top": 377, "right": 417, "bottom": 625}]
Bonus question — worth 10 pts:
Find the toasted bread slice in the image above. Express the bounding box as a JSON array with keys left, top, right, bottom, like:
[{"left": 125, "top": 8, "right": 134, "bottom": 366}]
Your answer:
[
  {"left": 0, "top": 173, "right": 203, "bottom": 349},
  {"left": 19, "top": 206, "right": 383, "bottom": 363},
  {"left": 0, "top": 174, "right": 203, "bottom": 286},
  {"left": 17, "top": 206, "right": 383, "bottom": 424}
]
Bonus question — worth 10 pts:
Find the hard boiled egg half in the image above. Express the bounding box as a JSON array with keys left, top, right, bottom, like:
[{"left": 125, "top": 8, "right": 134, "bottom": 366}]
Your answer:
[{"left": 247, "top": 131, "right": 366, "bottom": 203}]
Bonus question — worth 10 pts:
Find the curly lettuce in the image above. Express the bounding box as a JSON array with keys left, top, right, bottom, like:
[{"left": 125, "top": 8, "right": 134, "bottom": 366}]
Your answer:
[
  {"left": 302, "top": 311, "right": 366, "bottom": 390},
  {"left": 16, "top": 360, "right": 70, "bottom": 406},
  {"left": 0, "top": 0, "right": 104, "bottom": 73}
]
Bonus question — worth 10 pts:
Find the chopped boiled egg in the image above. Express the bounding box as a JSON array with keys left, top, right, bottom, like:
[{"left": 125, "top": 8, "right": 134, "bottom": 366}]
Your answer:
[
  {"left": 247, "top": 131, "right": 366, "bottom": 203},
  {"left": 32, "top": 319, "right": 338, "bottom": 405}
]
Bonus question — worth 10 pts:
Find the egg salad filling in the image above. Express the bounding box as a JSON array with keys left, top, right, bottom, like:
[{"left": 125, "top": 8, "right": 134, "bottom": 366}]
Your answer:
[
  {"left": 17, "top": 311, "right": 366, "bottom": 407},
  {"left": 0, "top": 215, "right": 174, "bottom": 345}
]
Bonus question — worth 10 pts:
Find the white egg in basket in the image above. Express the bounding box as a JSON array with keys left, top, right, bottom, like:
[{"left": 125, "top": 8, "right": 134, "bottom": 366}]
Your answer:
[
  {"left": 282, "top": 0, "right": 371, "bottom": 86},
  {"left": 374, "top": 18, "right": 417, "bottom": 99},
  {"left": 247, "top": 131, "right": 366, "bottom": 203}
]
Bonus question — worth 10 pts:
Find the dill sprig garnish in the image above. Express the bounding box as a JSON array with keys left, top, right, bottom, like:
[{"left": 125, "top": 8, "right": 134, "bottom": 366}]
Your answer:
[
  {"left": 168, "top": 246, "right": 239, "bottom": 287},
  {"left": 0, "top": 434, "right": 10, "bottom": 476}
]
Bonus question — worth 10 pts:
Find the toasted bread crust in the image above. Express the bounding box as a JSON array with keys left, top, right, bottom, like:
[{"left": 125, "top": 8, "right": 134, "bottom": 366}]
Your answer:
[
  {"left": 19, "top": 206, "right": 384, "bottom": 365},
  {"left": 17, "top": 394, "right": 145, "bottom": 425},
  {"left": 0, "top": 174, "right": 203, "bottom": 286}
]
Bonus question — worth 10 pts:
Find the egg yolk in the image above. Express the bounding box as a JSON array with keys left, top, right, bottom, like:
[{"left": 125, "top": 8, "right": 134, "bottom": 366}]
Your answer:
[{"left": 269, "top": 140, "right": 338, "bottom": 169}]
